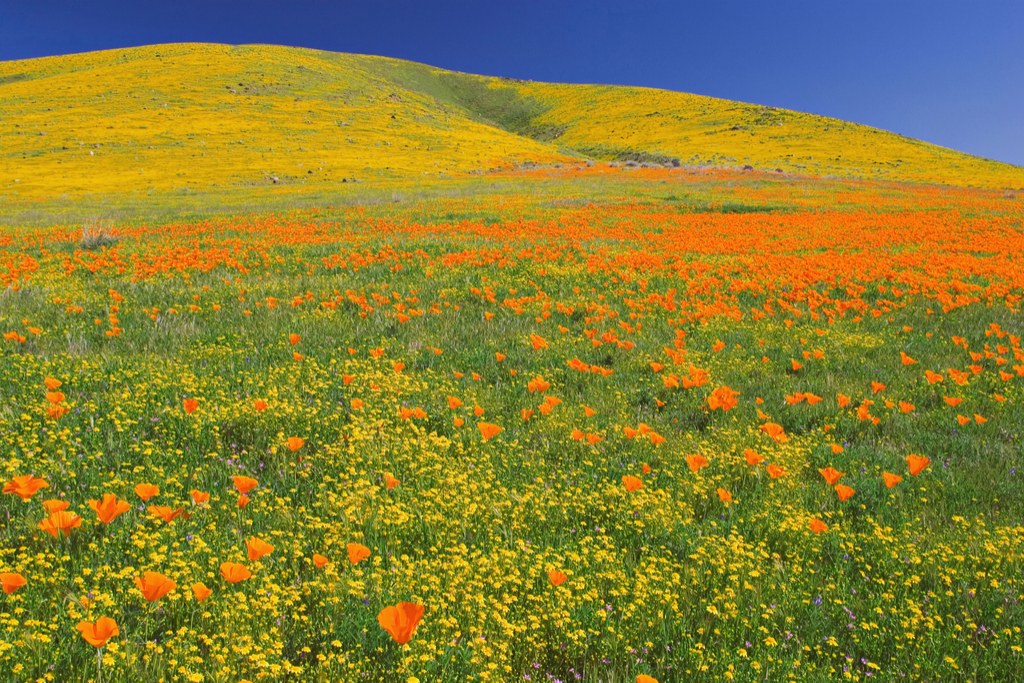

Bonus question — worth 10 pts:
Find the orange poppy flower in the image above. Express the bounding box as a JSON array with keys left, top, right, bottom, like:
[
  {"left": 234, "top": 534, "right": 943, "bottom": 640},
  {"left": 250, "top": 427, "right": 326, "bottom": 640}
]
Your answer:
[
  {"left": 246, "top": 537, "right": 274, "bottom": 561},
  {"left": 183, "top": 398, "right": 198, "bottom": 414},
  {"left": 834, "top": 484, "right": 855, "bottom": 501},
  {"left": 42, "top": 499, "right": 69, "bottom": 514},
  {"left": 898, "top": 401, "right": 915, "bottom": 413},
  {"left": 233, "top": 476, "right": 258, "bottom": 494},
  {"left": 527, "top": 376, "right": 551, "bottom": 392},
  {"left": 766, "top": 464, "right": 787, "bottom": 479},
  {"left": 642, "top": 463, "right": 652, "bottom": 474},
  {"left": 743, "top": 448, "right": 764, "bottom": 465},
  {"left": 190, "top": 490, "right": 210, "bottom": 506},
  {"left": 392, "top": 361, "right": 405, "bottom": 373},
  {"left": 883, "top": 472, "right": 903, "bottom": 488},
  {"left": 220, "top": 562, "right": 251, "bottom": 583},
  {"left": 495, "top": 352, "right": 506, "bottom": 362},
  {"left": 686, "top": 454, "right": 708, "bottom": 473},
  {"left": 648, "top": 431, "right": 666, "bottom": 445},
  {"left": 837, "top": 393, "right": 851, "bottom": 408},
  {"left": 944, "top": 396, "right": 963, "bottom": 407},
  {"left": 77, "top": 617, "right": 119, "bottom": 648},
  {"left": 3, "top": 474, "right": 49, "bottom": 501},
  {"left": 522, "top": 408, "right": 534, "bottom": 421},
  {"left": 956, "top": 414, "right": 971, "bottom": 425},
  {"left": 622, "top": 475, "right": 643, "bottom": 492},
  {"left": 791, "top": 359, "right": 803, "bottom": 371},
  {"left": 819, "top": 467, "right": 844, "bottom": 486},
  {"left": 343, "top": 374, "right": 355, "bottom": 385},
  {"left": 759, "top": 422, "right": 788, "bottom": 443},
  {"left": 871, "top": 381, "right": 886, "bottom": 394},
  {"left": 809, "top": 518, "right": 829, "bottom": 533},
  {"left": 135, "top": 571, "right": 176, "bottom": 602},
  {"left": 906, "top": 454, "right": 930, "bottom": 476},
  {"left": 974, "top": 414, "right": 987, "bottom": 424},
  {"left": 829, "top": 444, "right": 844, "bottom": 455},
  {"left": 377, "top": 602, "right": 426, "bottom": 647},
  {"left": 548, "top": 570, "right": 568, "bottom": 586},
  {"left": 254, "top": 399, "right": 268, "bottom": 412},
  {"left": 623, "top": 426, "right": 640, "bottom": 439},
  {"left": 716, "top": 488, "right": 732, "bottom": 503},
  {"left": 44, "top": 377, "right": 62, "bottom": 390},
  {"left": 39, "top": 510, "right": 82, "bottom": 538},
  {"left": 313, "top": 554, "right": 331, "bottom": 568},
  {"left": 289, "top": 333, "right": 301, "bottom": 345},
  {"left": 706, "top": 385, "right": 739, "bottom": 411},
  {"left": 0, "top": 572, "right": 27, "bottom": 594},
  {"left": 570, "top": 429, "right": 585, "bottom": 441},
  {"left": 453, "top": 417, "right": 465, "bottom": 427},
  {"left": 347, "top": 543, "right": 371, "bottom": 564},
  {"left": 148, "top": 506, "right": 185, "bottom": 523},
  {"left": 473, "top": 405, "right": 485, "bottom": 416},
  {"left": 583, "top": 406, "right": 597, "bottom": 417},
  {"left": 900, "top": 352, "right": 918, "bottom": 365},
  {"left": 292, "top": 352, "right": 304, "bottom": 362},
  {"left": 447, "top": 396, "right": 464, "bottom": 409},
  {"left": 192, "top": 582, "right": 213, "bottom": 601},
  {"left": 586, "top": 433, "right": 603, "bottom": 445},
  {"left": 45, "top": 391, "right": 65, "bottom": 405},
  {"left": 925, "top": 370, "right": 944, "bottom": 384},
  {"left": 237, "top": 494, "right": 250, "bottom": 508},
  {"left": 384, "top": 473, "right": 400, "bottom": 490},
  {"left": 478, "top": 422, "right": 502, "bottom": 441},
  {"left": 135, "top": 483, "right": 159, "bottom": 501},
  {"left": 350, "top": 399, "right": 364, "bottom": 410},
  {"left": 89, "top": 493, "right": 131, "bottom": 524}
]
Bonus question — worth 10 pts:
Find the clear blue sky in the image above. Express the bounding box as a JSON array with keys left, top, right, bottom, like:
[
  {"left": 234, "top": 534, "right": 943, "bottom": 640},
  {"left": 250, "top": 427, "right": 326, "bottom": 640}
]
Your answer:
[{"left": 3, "top": 0, "right": 1022, "bottom": 167}]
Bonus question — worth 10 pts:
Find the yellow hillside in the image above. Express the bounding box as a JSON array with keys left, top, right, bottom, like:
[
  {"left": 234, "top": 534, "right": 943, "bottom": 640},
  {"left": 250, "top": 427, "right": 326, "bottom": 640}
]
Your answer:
[{"left": 1, "top": 42, "right": 1021, "bottom": 199}]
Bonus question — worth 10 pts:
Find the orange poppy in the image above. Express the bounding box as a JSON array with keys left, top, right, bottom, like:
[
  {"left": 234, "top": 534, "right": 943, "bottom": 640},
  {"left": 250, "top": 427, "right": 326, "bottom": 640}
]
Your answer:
[
  {"left": 743, "top": 448, "right": 764, "bottom": 465},
  {"left": 716, "top": 488, "right": 732, "bottom": 503},
  {"left": 192, "top": 583, "right": 213, "bottom": 601},
  {"left": 313, "top": 554, "right": 330, "bottom": 568},
  {"left": 343, "top": 374, "right": 355, "bottom": 385},
  {"left": 89, "top": 493, "right": 131, "bottom": 524},
  {"left": 648, "top": 432, "right": 666, "bottom": 445},
  {"left": 956, "top": 414, "right": 971, "bottom": 425},
  {"left": 883, "top": 472, "right": 903, "bottom": 488},
  {"left": 686, "top": 454, "right": 709, "bottom": 473},
  {"left": 148, "top": 506, "right": 185, "bottom": 523},
  {"left": 586, "top": 433, "right": 603, "bottom": 445},
  {"left": 0, "top": 572, "right": 27, "bottom": 594},
  {"left": 819, "top": 467, "right": 844, "bottom": 486},
  {"left": 293, "top": 352, "right": 304, "bottom": 362},
  {"left": 898, "top": 401, "right": 915, "bottom": 413},
  {"left": 190, "top": 490, "right": 210, "bottom": 506},
  {"left": 706, "top": 385, "right": 739, "bottom": 411},
  {"left": 906, "top": 454, "right": 930, "bottom": 476},
  {"left": 759, "top": 422, "right": 788, "bottom": 443},
  {"left": 495, "top": 352, "right": 506, "bottom": 362},
  {"left": 233, "top": 475, "right": 258, "bottom": 494},
  {"left": 453, "top": 417, "right": 465, "bottom": 427},
  {"left": 45, "top": 391, "right": 65, "bottom": 405},
  {"left": 384, "top": 473, "right": 400, "bottom": 490},
  {"left": 548, "top": 570, "right": 568, "bottom": 586},
  {"left": 447, "top": 396, "right": 464, "bottom": 409},
  {"left": 347, "top": 543, "right": 371, "bottom": 564},
  {"left": 766, "top": 464, "right": 787, "bottom": 479},
  {"left": 900, "top": 352, "right": 917, "bottom": 365},
  {"left": 39, "top": 510, "right": 82, "bottom": 538},
  {"left": 622, "top": 475, "right": 643, "bottom": 492},
  {"left": 478, "top": 422, "right": 502, "bottom": 441},
  {"left": 77, "top": 617, "right": 119, "bottom": 648},
  {"left": 135, "top": 571, "right": 176, "bottom": 602},
  {"left": 642, "top": 463, "right": 652, "bottom": 474},
  {"left": 583, "top": 406, "right": 597, "bottom": 417},
  {"left": 350, "top": 399, "right": 364, "bottom": 410},
  {"left": 623, "top": 426, "right": 639, "bottom": 439},
  {"left": 42, "top": 499, "right": 69, "bottom": 514},
  {"left": 289, "top": 333, "right": 301, "bottom": 345},
  {"left": 44, "top": 377, "right": 62, "bottom": 390},
  {"left": 925, "top": 370, "right": 944, "bottom": 384},
  {"left": 377, "top": 602, "right": 425, "bottom": 645},
  {"left": 3, "top": 474, "right": 49, "bottom": 501},
  {"left": 183, "top": 398, "right": 198, "bottom": 414},
  {"left": 791, "top": 359, "right": 803, "bottom": 371},
  {"left": 473, "top": 405, "right": 485, "bottom": 416},
  {"left": 220, "top": 562, "right": 251, "bottom": 583},
  {"left": 134, "top": 483, "right": 159, "bottom": 501},
  {"left": 570, "top": 429, "right": 585, "bottom": 441},
  {"left": 830, "top": 443, "right": 844, "bottom": 454},
  {"left": 834, "top": 484, "right": 855, "bottom": 501},
  {"left": 287, "top": 436, "right": 305, "bottom": 452},
  {"left": 809, "top": 518, "right": 829, "bottom": 533},
  {"left": 837, "top": 393, "right": 851, "bottom": 408},
  {"left": 392, "top": 361, "right": 405, "bottom": 373},
  {"left": 522, "top": 408, "right": 534, "bottom": 421},
  {"left": 975, "top": 414, "right": 987, "bottom": 424},
  {"left": 871, "top": 381, "right": 886, "bottom": 394},
  {"left": 254, "top": 399, "right": 268, "bottom": 412},
  {"left": 943, "top": 396, "right": 963, "bottom": 407},
  {"left": 637, "top": 675, "right": 659, "bottom": 683},
  {"left": 246, "top": 537, "right": 274, "bottom": 561}
]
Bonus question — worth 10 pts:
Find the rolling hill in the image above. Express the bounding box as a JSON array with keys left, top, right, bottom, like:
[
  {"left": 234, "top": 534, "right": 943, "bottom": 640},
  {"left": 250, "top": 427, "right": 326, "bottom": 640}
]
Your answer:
[{"left": 1, "top": 42, "right": 1021, "bottom": 199}]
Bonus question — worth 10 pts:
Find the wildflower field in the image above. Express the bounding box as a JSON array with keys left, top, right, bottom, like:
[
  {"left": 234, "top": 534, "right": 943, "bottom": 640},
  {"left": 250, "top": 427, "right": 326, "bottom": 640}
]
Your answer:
[{"left": 1, "top": 164, "right": 1023, "bottom": 683}]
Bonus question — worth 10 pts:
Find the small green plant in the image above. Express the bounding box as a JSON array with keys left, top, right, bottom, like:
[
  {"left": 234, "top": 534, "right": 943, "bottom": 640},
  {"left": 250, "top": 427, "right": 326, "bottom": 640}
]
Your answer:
[{"left": 79, "top": 219, "right": 119, "bottom": 251}]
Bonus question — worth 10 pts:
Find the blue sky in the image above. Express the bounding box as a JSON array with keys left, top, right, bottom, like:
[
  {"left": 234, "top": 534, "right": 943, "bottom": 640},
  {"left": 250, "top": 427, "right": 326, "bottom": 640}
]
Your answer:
[{"left": 3, "top": 0, "right": 1022, "bottom": 166}]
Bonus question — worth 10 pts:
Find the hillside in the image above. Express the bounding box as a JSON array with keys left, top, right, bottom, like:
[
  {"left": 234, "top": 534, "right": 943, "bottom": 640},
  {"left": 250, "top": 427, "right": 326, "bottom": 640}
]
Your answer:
[{"left": 1, "top": 42, "right": 1022, "bottom": 199}]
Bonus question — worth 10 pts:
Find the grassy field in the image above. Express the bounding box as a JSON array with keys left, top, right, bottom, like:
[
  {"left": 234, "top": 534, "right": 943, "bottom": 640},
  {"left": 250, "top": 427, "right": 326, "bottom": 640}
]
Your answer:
[{"left": 0, "top": 164, "right": 1022, "bottom": 682}]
